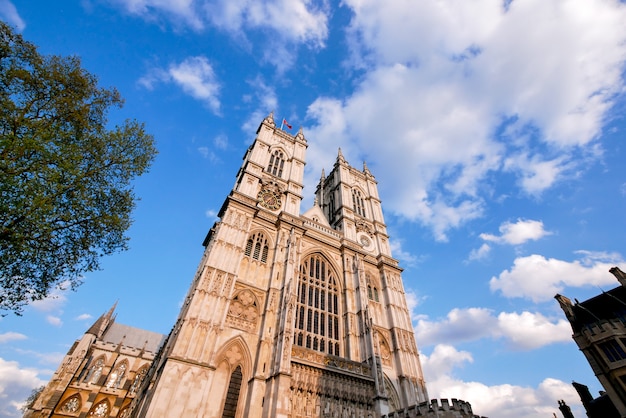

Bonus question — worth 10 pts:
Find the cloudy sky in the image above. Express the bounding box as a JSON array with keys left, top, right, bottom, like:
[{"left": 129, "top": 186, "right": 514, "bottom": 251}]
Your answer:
[{"left": 1, "top": 1, "right": 626, "bottom": 417}]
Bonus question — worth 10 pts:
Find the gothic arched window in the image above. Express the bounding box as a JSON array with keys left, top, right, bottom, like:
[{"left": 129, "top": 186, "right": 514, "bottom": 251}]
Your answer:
[
  {"left": 88, "top": 400, "right": 110, "bottom": 417},
  {"left": 328, "top": 192, "right": 336, "bottom": 223},
  {"left": 267, "top": 150, "right": 285, "bottom": 177},
  {"left": 294, "top": 254, "right": 341, "bottom": 356},
  {"left": 84, "top": 357, "right": 105, "bottom": 384},
  {"left": 106, "top": 361, "right": 127, "bottom": 389},
  {"left": 130, "top": 365, "right": 149, "bottom": 395},
  {"left": 59, "top": 394, "right": 81, "bottom": 413},
  {"left": 222, "top": 365, "right": 243, "bottom": 418},
  {"left": 244, "top": 233, "right": 269, "bottom": 263},
  {"left": 352, "top": 189, "right": 365, "bottom": 217}
]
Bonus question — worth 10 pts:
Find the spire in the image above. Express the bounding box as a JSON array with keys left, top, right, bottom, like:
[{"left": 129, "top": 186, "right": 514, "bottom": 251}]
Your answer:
[
  {"left": 295, "top": 126, "right": 306, "bottom": 142},
  {"left": 86, "top": 301, "right": 117, "bottom": 338},
  {"left": 363, "top": 161, "right": 372, "bottom": 176},
  {"left": 336, "top": 148, "right": 346, "bottom": 165},
  {"left": 258, "top": 112, "right": 275, "bottom": 133},
  {"left": 319, "top": 169, "right": 326, "bottom": 209}
]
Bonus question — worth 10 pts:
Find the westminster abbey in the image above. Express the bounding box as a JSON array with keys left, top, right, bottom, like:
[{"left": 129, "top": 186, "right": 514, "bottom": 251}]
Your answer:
[{"left": 26, "top": 114, "right": 485, "bottom": 418}]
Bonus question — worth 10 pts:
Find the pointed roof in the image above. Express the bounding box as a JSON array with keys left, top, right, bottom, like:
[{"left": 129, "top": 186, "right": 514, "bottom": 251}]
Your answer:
[
  {"left": 86, "top": 302, "right": 117, "bottom": 338},
  {"left": 336, "top": 148, "right": 347, "bottom": 165},
  {"left": 302, "top": 204, "right": 332, "bottom": 228},
  {"left": 363, "top": 161, "right": 372, "bottom": 176}
]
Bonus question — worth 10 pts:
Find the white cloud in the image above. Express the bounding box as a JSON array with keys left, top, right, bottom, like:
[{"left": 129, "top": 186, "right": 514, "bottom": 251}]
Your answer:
[
  {"left": 389, "top": 239, "right": 423, "bottom": 267},
  {"left": 0, "top": 0, "right": 25, "bottom": 31},
  {"left": 241, "top": 76, "right": 278, "bottom": 134},
  {"left": 0, "top": 357, "right": 45, "bottom": 418},
  {"left": 75, "top": 313, "right": 92, "bottom": 321},
  {"left": 110, "top": 0, "right": 329, "bottom": 70},
  {"left": 480, "top": 219, "right": 551, "bottom": 245},
  {"left": 421, "top": 345, "right": 583, "bottom": 418},
  {"left": 203, "top": 0, "right": 328, "bottom": 46},
  {"left": 205, "top": 209, "right": 218, "bottom": 219},
  {"left": 109, "top": 0, "right": 204, "bottom": 29},
  {"left": 46, "top": 316, "right": 63, "bottom": 327},
  {"left": 29, "top": 284, "right": 68, "bottom": 313},
  {"left": 0, "top": 332, "right": 26, "bottom": 344},
  {"left": 139, "top": 56, "right": 221, "bottom": 113},
  {"left": 213, "top": 134, "right": 228, "bottom": 150},
  {"left": 304, "top": 0, "right": 626, "bottom": 239},
  {"left": 490, "top": 251, "right": 623, "bottom": 302},
  {"left": 468, "top": 243, "right": 491, "bottom": 261},
  {"left": 415, "top": 307, "right": 571, "bottom": 350},
  {"left": 169, "top": 56, "right": 221, "bottom": 112}
]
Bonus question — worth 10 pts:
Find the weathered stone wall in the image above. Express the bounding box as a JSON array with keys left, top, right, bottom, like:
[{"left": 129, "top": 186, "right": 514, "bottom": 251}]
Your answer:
[{"left": 383, "top": 398, "right": 488, "bottom": 418}]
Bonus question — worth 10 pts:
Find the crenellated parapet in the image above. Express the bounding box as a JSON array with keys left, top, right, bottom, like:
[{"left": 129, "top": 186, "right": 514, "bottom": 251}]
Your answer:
[{"left": 382, "top": 398, "right": 488, "bottom": 418}]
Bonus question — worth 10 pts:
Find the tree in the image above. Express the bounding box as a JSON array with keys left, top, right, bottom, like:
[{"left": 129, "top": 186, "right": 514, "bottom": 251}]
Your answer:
[
  {"left": 0, "top": 22, "right": 157, "bottom": 314},
  {"left": 21, "top": 385, "right": 44, "bottom": 412}
]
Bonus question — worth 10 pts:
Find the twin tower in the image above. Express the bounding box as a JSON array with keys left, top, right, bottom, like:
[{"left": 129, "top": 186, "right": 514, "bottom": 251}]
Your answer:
[
  {"left": 136, "top": 113, "right": 429, "bottom": 416},
  {"left": 27, "top": 114, "right": 486, "bottom": 417}
]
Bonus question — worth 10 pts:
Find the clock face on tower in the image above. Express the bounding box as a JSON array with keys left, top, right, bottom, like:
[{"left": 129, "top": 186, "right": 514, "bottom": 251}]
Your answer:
[{"left": 258, "top": 188, "right": 282, "bottom": 210}]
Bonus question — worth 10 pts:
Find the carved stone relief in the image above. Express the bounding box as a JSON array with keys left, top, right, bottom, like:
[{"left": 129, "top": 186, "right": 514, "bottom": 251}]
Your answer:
[{"left": 226, "top": 289, "right": 259, "bottom": 332}]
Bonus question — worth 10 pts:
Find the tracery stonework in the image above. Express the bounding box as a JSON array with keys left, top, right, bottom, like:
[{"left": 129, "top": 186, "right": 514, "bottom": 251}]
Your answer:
[
  {"left": 289, "top": 362, "right": 376, "bottom": 418},
  {"left": 226, "top": 289, "right": 259, "bottom": 331}
]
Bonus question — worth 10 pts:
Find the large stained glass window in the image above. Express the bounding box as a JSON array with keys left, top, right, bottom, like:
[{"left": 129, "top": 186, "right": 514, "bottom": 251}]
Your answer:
[{"left": 294, "top": 254, "right": 341, "bottom": 356}]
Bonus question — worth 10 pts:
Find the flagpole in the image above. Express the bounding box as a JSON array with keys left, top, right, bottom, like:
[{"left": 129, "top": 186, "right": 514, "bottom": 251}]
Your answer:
[{"left": 280, "top": 119, "right": 284, "bottom": 130}]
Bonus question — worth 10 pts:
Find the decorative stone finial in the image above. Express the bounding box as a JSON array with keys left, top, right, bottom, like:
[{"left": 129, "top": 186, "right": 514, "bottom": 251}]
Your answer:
[
  {"left": 363, "top": 161, "right": 372, "bottom": 176},
  {"left": 337, "top": 148, "right": 346, "bottom": 164},
  {"left": 295, "top": 126, "right": 306, "bottom": 142},
  {"left": 264, "top": 112, "right": 275, "bottom": 127}
]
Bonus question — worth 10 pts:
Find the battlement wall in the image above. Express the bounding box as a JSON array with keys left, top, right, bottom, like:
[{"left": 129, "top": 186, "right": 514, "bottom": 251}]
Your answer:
[{"left": 382, "top": 398, "right": 487, "bottom": 418}]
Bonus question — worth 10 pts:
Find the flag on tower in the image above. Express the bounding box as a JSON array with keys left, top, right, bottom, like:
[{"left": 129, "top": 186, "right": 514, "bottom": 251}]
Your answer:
[{"left": 282, "top": 118, "right": 292, "bottom": 130}]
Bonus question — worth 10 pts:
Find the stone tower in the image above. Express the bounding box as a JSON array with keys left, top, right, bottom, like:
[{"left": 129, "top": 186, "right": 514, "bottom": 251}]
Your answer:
[{"left": 132, "top": 113, "right": 428, "bottom": 417}]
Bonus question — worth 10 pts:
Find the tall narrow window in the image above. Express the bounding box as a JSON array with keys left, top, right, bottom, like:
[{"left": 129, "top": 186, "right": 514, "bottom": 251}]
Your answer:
[
  {"left": 294, "top": 254, "right": 341, "bottom": 356},
  {"left": 84, "top": 357, "right": 104, "bottom": 384},
  {"left": 106, "top": 361, "right": 127, "bottom": 389},
  {"left": 352, "top": 189, "right": 366, "bottom": 217},
  {"left": 222, "top": 366, "right": 243, "bottom": 418},
  {"left": 130, "top": 366, "right": 149, "bottom": 395},
  {"left": 267, "top": 150, "right": 285, "bottom": 177},
  {"left": 244, "top": 233, "right": 269, "bottom": 263}
]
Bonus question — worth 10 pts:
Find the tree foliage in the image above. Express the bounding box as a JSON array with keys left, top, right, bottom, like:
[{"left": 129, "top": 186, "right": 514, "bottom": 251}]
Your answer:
[
  {"left": 0, "top": 22, "right": 157, "bottom": 314},
  {"left": 21, "top": 385, "right": 44, "bottom": 412}
]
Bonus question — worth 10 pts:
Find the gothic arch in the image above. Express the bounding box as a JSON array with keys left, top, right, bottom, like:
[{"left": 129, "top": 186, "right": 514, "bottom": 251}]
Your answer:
[
  {"left": 243, "top": 229, "right": 274, "bottom": 263},
  {"left": 266, "top": 147, "right": 288, "bottom": 178},
  {"left": 351, "top": 187, "right": 366, "bottom": 217},
  {"left": 83, "top": 355, "right": 106, "bottom": 384},
  {"left": 87, "top": 398, "right": 111, "bottom": 417},
  {"left": 213, "top": 336, "right": 252, "bottom": 376},
  {"left": 299, "top": 250, "right": 343, "bottom": 289},
  {"left": 268, "top": 144, "right": 292, "bottom": 160},
  {"left": 106, "top": 358, "right": 128, "bottom": 389},
  {"left": 209, "top": 337, "right": 252, "bottom": 418},
  {"left": 129, "top": 363, "right": 150, "bottom": 394},
  {"left": 376, "top": 332, "right": 393, "bottom": 367},
  {"left": 383, "top": 374, "right": 401, "bottom": 412},
  {"left": 58, "top": 393, "right": 82, "bottom": 414},
  {"left": 295, "top": 252, "right": 343, "bottom": 356}
]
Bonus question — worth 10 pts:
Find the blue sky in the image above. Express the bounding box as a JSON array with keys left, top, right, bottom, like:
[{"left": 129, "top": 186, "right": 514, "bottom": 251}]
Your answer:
[{"left": 1, "top": 1, "right": 626, "bottom": 417}]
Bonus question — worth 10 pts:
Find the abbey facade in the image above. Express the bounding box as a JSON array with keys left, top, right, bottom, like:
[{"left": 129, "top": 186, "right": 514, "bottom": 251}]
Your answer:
[{"left": 26, "top": 114, "right": 485, "bottom": 418}]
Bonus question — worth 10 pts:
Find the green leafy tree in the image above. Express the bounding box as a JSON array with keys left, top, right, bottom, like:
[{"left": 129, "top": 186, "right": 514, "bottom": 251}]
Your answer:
[
  {"left": 21, "top": 385, "right": 44, "bottom": 412},
  {"left": 0, "top": 22, "right": 157, "bottom": 314}
]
